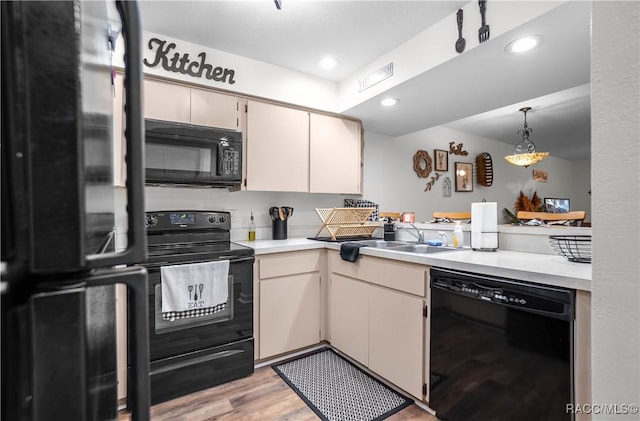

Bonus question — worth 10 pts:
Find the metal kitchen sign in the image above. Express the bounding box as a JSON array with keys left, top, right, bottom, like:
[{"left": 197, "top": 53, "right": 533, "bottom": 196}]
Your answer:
[{"left": 144, "top": 38, "right": 236, "bottom": 85}]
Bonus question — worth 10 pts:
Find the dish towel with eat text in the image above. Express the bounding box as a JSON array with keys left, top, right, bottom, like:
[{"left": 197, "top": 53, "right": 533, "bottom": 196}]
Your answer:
[{"left": 161, "top": 260, "right": 229, "bottom": 321}]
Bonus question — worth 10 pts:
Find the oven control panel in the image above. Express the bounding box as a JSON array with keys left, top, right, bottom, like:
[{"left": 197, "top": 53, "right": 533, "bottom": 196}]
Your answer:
[{"left": 146, "top": 211, "right": 231, "bottom": 231}]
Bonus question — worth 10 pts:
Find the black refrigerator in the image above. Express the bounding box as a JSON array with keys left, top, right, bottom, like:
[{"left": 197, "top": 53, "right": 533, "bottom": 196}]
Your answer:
[{"left": 1, "top": 1, "right": 150, "bottom": 420}]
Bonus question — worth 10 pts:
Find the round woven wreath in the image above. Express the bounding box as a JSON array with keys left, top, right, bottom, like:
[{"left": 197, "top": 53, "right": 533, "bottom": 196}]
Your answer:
[{"left": 413, "top": 150, "right": 432, "bottom": 178}]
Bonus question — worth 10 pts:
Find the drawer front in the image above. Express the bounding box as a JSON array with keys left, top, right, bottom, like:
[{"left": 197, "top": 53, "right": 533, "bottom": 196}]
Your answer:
[
  {"left": 329, "top": 251, "right": 426, "bottom": 296},
  {"left": 259, "top": 250, "right": 321, "bottom": 279}
]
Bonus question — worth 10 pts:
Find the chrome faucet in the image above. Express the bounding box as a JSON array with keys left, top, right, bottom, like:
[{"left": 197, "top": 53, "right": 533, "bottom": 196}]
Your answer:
[
  {"left": 408, "top": 223, "right": 425, "bottom": 243},
  {"left": 438, "top": 231, "right": 448, "bottom": 246}
]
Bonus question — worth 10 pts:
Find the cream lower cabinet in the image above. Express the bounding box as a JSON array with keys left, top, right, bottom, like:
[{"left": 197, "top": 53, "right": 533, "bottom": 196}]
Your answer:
[
  {"left": 256, "top": 250, "right": 324, "bottom": 359},
  {"left": 328, "top": 251, "right": 429, "bottom": 400},
  {"left": 368, "top": 285, "right": 424, "bottom": 399},
  {"left": 575, "top": 290, "right": 592, "bottom": 421},
  {"left": 329, "top": 274, "right": 369, "bottom": 366}
]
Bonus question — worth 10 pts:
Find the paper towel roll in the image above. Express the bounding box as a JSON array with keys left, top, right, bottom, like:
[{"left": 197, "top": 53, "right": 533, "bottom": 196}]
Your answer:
[{"left": 471, "top": 202, "right": 498, "bottom": 250}]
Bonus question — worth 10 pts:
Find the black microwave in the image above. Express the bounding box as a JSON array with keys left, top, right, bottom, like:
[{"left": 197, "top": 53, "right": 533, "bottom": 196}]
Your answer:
[{"left": 144, "top": 119, "right": 242, "bottom": 186}]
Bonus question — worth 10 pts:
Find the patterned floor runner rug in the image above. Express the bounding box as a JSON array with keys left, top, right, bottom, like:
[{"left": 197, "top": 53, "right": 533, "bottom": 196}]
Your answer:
[{"left": 272, "top": 348, "right": 413, "bottom": 421}]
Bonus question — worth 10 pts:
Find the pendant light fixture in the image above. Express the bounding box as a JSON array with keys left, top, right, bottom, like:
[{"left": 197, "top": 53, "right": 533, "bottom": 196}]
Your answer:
[{"left": 504, "top": 107, "right": 549, "bottom": 167}]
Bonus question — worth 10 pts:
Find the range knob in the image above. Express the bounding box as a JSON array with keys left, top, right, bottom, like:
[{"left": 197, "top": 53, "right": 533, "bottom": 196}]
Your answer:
[
  {"left": 218, "top": 215, "right": 226, "bottom": 223},
  {"left": 208, "top": 216, "right": 217, "bottom": 224},
  {"left": 146, "top": 215, "right": 158, "bottom": 227}
]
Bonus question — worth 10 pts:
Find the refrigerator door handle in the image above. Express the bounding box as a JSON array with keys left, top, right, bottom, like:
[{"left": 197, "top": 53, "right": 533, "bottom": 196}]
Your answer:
[
  {"left": 88, "top": 0, "right": 146, "bottom": 269},
  {"left": 91, "top": 266, "right": 150, "bottom": 421}
]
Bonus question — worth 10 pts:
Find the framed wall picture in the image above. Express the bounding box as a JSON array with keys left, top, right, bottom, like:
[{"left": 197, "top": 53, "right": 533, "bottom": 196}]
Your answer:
[
  {"left": 533, "top": 169, "right": 548, "bottom": 182},
  {"left": 434, "top": 149, "right": 448, "bottom": 171},
  {"left": 455, "top": 162, "right": 473, "bottom": 192}
]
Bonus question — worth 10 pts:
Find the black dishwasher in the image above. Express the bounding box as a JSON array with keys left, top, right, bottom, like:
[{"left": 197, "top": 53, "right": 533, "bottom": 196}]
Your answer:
[{"left": 429, "top": 268, "right": 574, "bottom": 421}]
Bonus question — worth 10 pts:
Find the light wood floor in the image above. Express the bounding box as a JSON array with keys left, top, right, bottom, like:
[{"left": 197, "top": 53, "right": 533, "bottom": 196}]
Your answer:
[{"left": 119, "top": 366, "right": 438, "bottom": 420}]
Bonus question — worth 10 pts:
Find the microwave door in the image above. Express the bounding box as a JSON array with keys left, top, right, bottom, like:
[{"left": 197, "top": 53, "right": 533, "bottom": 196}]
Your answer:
[{"left": 145, "top": 135, "right": 216, "bottom": 183}]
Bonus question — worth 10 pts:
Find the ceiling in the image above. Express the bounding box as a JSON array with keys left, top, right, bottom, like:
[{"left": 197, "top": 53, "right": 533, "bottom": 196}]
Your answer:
[{"left": 138, "top": 0, "right": 591, "bottom": 161}]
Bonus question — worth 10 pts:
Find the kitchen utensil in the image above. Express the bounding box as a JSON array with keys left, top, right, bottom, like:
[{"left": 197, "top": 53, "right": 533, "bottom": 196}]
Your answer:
[
  {"left": 400, "top": 212, "right": 416, "bottom": 223},
  {"left": 455, "top": 9, "right": 465, "bottom": 53},
  {"left": 199, "top": 283, "right": 204, "bottom": 298},
  {"left": 278, "top": 207, "right": 285, "bottom": 221},
  {"left": 283, "top": 206, "right": 294, "bottom": 219},
  {"left": 188, "top": 285, "right": 193, "bottom": 300},
  {"left": 269, "top": 207, "right": 278, "bottom": 221},
  {"left": 478, "top": 0, "right": 490, "bottom": 43},
  {"left": 193, "top": 283, "right": 198, "bottom": 300}
]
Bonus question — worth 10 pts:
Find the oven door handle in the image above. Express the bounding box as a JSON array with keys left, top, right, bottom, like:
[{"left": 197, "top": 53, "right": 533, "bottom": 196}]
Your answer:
[
  {"left": 216, "top": 255, "right": 255, "bottom": 263},
  {"left": 150, "top": 349, "right": 245, "bottom": 376},
  {"left": 146, "top": 255, "right": 255, "bottom": 269}
]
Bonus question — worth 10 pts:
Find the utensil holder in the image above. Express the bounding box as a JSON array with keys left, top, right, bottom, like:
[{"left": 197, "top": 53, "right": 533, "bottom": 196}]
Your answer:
[{"left": 272, "top": 219, "right": 287, "bottom": 240}]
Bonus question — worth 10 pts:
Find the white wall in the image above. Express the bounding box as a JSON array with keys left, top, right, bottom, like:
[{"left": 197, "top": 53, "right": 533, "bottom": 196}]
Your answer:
[
  {"left": 140, "top": 123, "right": 589, "bottom": 243},
  {"left": 571, "top": 159, "right": 591, "bottom": 220},
  {"left": 591, "top": 2, "right": 640, "bottom": 418},
  {"left": 337, "top": 1, "right": 563, "bottom": 111},
  {"left": 144, "top": 187, "right": 359, "bottom": 241},
  {"left": 361, "top": 125, "right": 585, "bottom": 223},
  {"left": 115, "top": 30, "right": 339, "bottom": 111}
]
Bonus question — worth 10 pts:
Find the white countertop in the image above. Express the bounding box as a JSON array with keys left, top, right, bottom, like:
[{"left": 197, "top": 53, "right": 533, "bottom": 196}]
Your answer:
[{"left": 236, "top": 238, "right": 591, "bottom": 291}]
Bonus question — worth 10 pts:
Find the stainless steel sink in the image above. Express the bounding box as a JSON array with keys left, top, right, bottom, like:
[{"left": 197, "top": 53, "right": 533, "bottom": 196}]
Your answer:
[
  {"left": 386, "top": 244, "right": 461, "bottom": 254},
  {"left": 347, "top": 239, "right": 463, "bottom": 254},
  {"left": 349, "top": 240, "right": 409, "bottom": 248}
]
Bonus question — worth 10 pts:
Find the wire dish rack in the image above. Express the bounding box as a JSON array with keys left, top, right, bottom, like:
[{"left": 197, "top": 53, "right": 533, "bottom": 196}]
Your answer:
[
  {"left": 549, "top": 235, "right": 592, "bottom": 263},
  {"left": 315, "top": 207, "right": 378, "bottom": 240}
]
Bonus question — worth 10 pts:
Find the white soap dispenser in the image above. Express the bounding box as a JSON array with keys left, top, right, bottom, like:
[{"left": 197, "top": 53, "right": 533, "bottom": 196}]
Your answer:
[{"left": 452, "top": 221, "right": 464, "bottom": 248}]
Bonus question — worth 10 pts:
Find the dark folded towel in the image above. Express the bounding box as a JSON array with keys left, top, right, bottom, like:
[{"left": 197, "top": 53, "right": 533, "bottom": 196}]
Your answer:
[{"left": 340, "top": 243, "right": 369, "bottom": 262}]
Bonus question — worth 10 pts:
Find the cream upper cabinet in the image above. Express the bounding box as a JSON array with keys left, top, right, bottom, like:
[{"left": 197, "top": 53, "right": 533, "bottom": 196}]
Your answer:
[
  {"left": 310, "top": 114, "right": 361, "bottom": 194},
  {"left": 143, "top": 79, "right": 190, "bottom": 123},
  {"left": 190, "top": 88, "right": 239, "bottom": 130},
  {"left": 245, "top": 101, "right": 362, "bottom": 193},
  {"left": 245, "top": 100, "right": 310, "bottom": 192},
  {"left": 143, "top": 79, "right": 239, "bottom": 130}
]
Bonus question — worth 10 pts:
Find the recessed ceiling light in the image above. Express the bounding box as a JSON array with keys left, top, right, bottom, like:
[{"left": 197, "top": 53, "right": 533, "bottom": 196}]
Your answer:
[
  {"left": 505, "top": 35, "right": 543, "bottom": 54},
  {"left": 381, "top": 98, "right": 399, "bottom": 107},
  {"left": 318, "top": 56, "right": 338, "bottom": 70}
]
